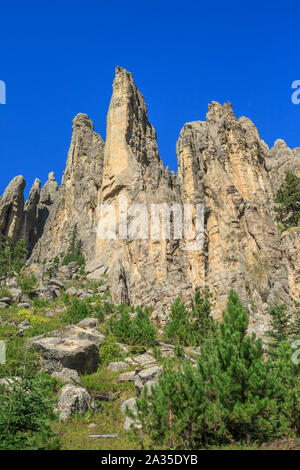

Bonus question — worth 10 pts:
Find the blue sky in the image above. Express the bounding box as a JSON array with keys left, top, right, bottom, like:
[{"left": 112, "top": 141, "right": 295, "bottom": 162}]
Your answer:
[{"left": 0, "top": 0, "right": 299, "bottom": 198}]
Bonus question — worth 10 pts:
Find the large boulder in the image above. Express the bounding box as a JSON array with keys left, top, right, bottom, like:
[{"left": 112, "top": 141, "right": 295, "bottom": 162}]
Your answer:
[
  {"left": 120, "top": 397, "right": 141, "bottom": 430},
  {"left": 56, "top": 384, "right": 93, "bottom": 421},
  {"left": 32, "top": 336, "right": 99, "bottom": 374},
  {"left": 51, "top": 367, "right": 81, "bottom": 384},
  {"left": 50, "top": 325, "right": 104, "bottom": 347},
  {"left": 134, "top": 366, "right": 162, "bottom": 393},
  {"left": 76, "top": 317, "right": 99, "bottom": 330}
]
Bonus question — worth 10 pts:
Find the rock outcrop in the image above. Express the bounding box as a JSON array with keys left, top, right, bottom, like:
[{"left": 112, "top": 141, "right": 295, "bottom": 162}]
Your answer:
[
  {"left": 97, "top": 66, "right": 192, "bottom": 314},
  {"left": 1, "top": 66, "right": 300, "bottom": 335},
  {"left": 23, "top": 178, "right": 41, "bottom": 257},
  {"left": 30, "top": 114, "right": 105, "bottom": 262},
  {"left": 0, "top": 175, "right": 25, "bottom": 241}
]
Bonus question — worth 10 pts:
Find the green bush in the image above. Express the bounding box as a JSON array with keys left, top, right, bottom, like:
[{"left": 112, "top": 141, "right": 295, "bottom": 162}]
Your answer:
[
  {"left": 0, "top": 333, "right": 40, "bottom": 378},
  {"left": 32, "top": 297, "right": 50, "bottom": 308},
  {"left": 131, "top": 291, "right": 300, "bottom": 449},
  {"left": 274, "top": 172, "right": 300, "bottom": 230},
  {"left": 17, "top": 273, "right": 37, "bottom": 298},
  {"left": 164, "top": 289, "right": 216, "bottom": 346},
  {"left": 99, "top": 335, "right": 125, "bottom": 366},
  {"left": 61, "top": 297, "right": 91, "bottom": 324},
  {"left": 0, "top": 373, "right": 60, "bottom": 450},
  {"left": 62, "top": 225, "right": 85, "bottom": 266},
  {"left": 0, "top": 236, "right": 26, "bottom": 282},
  {"left": 108, "top": 305, "right": 156, "bottom": 346},
  {"left": 0, "top": 287, "right": 12, "bottom": 299}
]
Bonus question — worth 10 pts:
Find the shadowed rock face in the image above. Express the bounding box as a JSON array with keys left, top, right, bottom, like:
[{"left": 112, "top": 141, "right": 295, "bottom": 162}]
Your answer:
[
  {"left": 1, "top": 66, "right": 300, "bottom": 335},
  {"left": 24, "top": 178, "right": 41, "bottom": 257},
  {"left": 0, "top": 175, "right": 25, "bottom": 241}
]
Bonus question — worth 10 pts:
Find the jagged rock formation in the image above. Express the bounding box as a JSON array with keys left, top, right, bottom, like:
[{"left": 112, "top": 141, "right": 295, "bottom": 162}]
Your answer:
[
  {"left": 268, "top": 139, "right": 300, "bottom": 192},
  {"left": 30, "top": 113, "right": 104, "bottom": 261},
  {"left": 1, "top": 66, "right": 300, "bottom": 335},
  {"left": 0, "top": 175, "right": 25, "bottom": 241},
  {"left": 24, "top": 178, "right": 41, "bottom": 257},
  {"left": 97, "top": 66, "right": 192, "bottom": 312}
]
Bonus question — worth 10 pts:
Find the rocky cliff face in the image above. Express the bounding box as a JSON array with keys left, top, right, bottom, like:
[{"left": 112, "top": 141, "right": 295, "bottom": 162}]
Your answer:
[
  {"left": 0, "top": 175, "right": 25, "bottom": 241},
  {"left": 30, "top": 113, "right": 104, "bottom": 262},
  {"left": 1, "top": 66, "right": 299, "bottom": 334}
]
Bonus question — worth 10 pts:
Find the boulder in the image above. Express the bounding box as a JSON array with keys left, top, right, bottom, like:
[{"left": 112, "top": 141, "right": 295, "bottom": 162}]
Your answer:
[
  {"left": 9, "top": 288, "right": 22, "bottom": 303},
  {"left": 52, "top": 367, "right": 81, "bottom": 384},
  {"left": 32, "top": 336, "right": 99, "bottom": 374},
  {"left": 65, "top": 286, "right": 77, "bottom": 296},
  {"left": 33, "top": 285, "right": 59, "bottom": 301},
  {"left": 50, "top": 325, "right": 104, "bottom": 347},
  {"left": 118, "top": 371, "right": 136, "bottom": 382},
  {"left": 0, "top": 297, "right": 12, "bottom": 305},
  {"left": 134, "top": 366, "right": 162, "bottom": 392},
  {"left": 130, "top": 353, "right": 156, "bottom": 367},
  {"left": 120, "top": 397, "right": 141, "bottom": 430},
  {"left": 97, "top": 284, "right": 108, "bottom": 293},
  {"left": 56, "top": 384, "right": 93, "bottom": 421},
  {"left": 76, "top": 317, "right": 99, "bottom": 330},
  {"left": 107, "top": 361, "right": 130, "bottom": 372},
  {"left": 49, "top": 279, "right": 65, "bottom": 289},
  {"left": 143, "top": 379, "right": 159, "bottom": 396},
  {"left": 17, "top": 302, "right": 31, "bottom": 309}
]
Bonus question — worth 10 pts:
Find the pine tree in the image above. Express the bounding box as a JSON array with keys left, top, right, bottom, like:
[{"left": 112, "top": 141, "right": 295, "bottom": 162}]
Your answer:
[
  {"left": 164, "top": 289, "right": 216, "bottom": 346},
  {"left": 133, "top": 290, "right": 297, "bottom": 448},
  {"left": 62, "top": 224, "right": 85, "bottom": 266},
  {"left": 0, "top": 236, "right": 26, "bottom": 282},
  {"left": 192, "top": 288, "right": 216, "bottom": 343},
  {"left": 274, "top": 172, "right": 300, "bottom": 230},
  {"left": 265, "top": 303, "right": 294, "bottom": 356}
]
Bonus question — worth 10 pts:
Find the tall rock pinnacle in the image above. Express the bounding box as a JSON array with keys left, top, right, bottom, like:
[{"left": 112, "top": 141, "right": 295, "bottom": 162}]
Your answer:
[
  {"left": 7, "top": 66, "right": 297, "bottom": 336},
  {"left": 30, "top": 113, "right": 105, "bottom": 262},
  {"left": 0, "top": 175, "right": 25, "bottom": 241}
]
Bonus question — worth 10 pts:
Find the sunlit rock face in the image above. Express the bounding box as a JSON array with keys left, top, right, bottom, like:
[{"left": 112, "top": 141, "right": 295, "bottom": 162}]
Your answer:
[
  {"left": 0, "top": 175, "right": 25, "bottom": 241},
  {"left": 30, "top": 113, "right": 105, "bottom": 262},
  {"left": 2, "top": 66, "right": 299, "bottom": 336}
]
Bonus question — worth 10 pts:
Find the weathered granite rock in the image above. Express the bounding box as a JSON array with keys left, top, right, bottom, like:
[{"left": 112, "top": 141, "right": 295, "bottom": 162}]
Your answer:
[
  {"left": 85, "top": 258, "right": 108, "bottom": 280},
  {"left": 121, "top": 397, "right": 141, "bottom": 430},
  {"left": 52, "top": 367, "right": 81, "bottom": 384},
  {"left": 0, "top": 175, "right": 25, "bottom": 241},
  {"left": 268, "top": 139, "right": 300, "bottom": 192},
  {"left": 76, "top": 317, "right": 99, "bottom": 330},
  {"left": 30, "top": 114, "right": 105, "bottom": 263},
  {"left": 56, "top": 384, "right": 93, "bottom": 421},
  {"left": 134, "top": 366, "right": 162, "bottom": 392},
  {"left": 32, "top": 335, "right": 99, "bottom": 374},
  {"left": 118, "top": 371, "right": 136, "bottom": 382},
  {"left": 280, "top": 228, "right": 300, "bottom": 301},
  {"left": 97, "top": 66, "right": 190, "bottom": 314},
  {"left": 107, "top": 361, "right": 130, "bottom": 372},
  {"left": 50, "top": 325, "right": 105, "bottom": 347},
  {"left": 23, "top": 178, "right": 41, "bottom": 257},
  {"left": 2, "top": 66, "right": 300, "bottom": 337}
]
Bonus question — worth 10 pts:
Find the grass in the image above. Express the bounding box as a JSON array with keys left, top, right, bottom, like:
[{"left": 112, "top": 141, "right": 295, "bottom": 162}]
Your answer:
[
  {"left": 54, "top": 401, "right": 142, "bottom": 450},
  {"left": 54, "top": 365, "right": 139, "bottom": 450}
]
